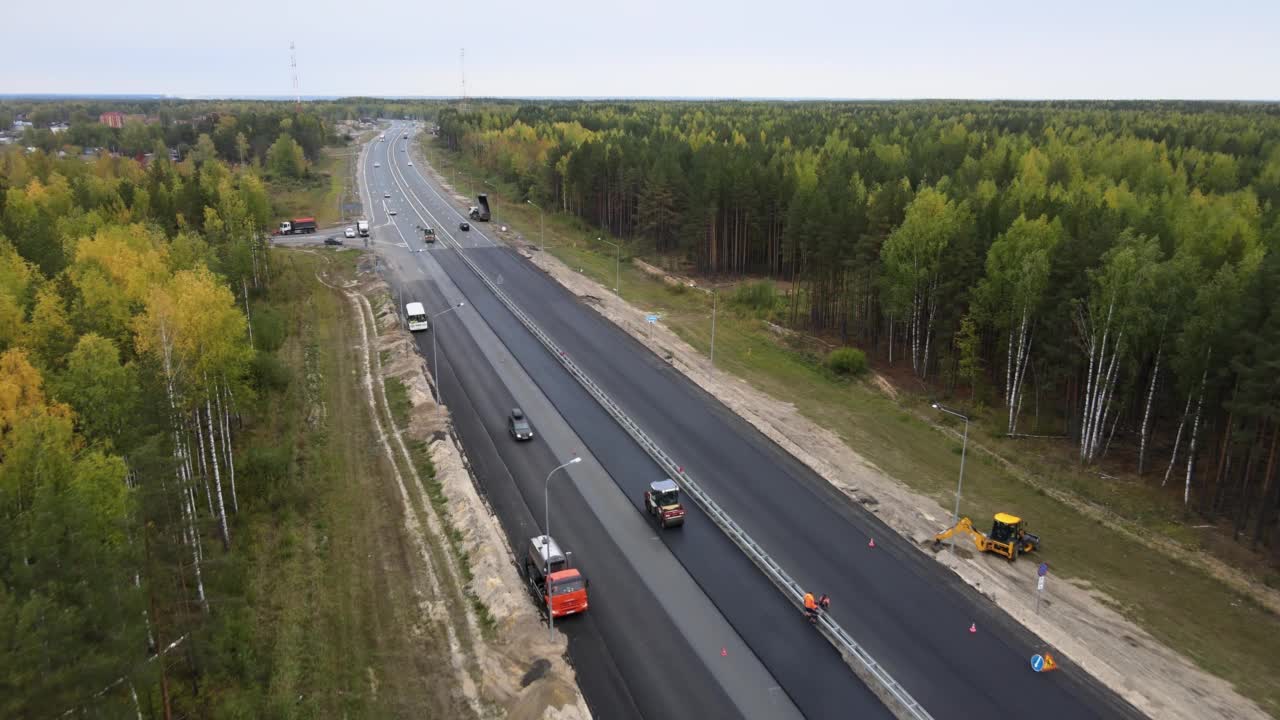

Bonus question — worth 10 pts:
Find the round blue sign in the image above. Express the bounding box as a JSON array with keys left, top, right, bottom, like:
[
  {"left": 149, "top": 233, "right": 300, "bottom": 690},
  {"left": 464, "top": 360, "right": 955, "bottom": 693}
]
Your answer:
[
  {"left": 1031, "top": 654, "right": 1045, "bottom": 672},
  {"left": 1038, "top": 562, "right": 1049, "bottom": 578}
]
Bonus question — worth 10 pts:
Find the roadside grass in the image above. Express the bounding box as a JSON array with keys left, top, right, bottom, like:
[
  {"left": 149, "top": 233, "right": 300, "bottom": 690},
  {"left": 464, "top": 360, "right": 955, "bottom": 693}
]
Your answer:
[
  {"left": 209, "top": 250, "right": 462, "bottom": 717},
  {"left": 421, "top": 139, "right": 1280, "bottom": 716},
  {"left": 384, "top": 377, "right": 412, "bottom": 428},
  {"left": 266, "top": 145, "right": 358, "bottom": 228}
]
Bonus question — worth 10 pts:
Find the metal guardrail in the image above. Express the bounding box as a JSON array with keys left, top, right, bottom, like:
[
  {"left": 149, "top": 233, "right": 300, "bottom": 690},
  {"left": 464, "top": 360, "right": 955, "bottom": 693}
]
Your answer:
[{"left": 447, "top": 242, "right": 932, "bottom": 720}]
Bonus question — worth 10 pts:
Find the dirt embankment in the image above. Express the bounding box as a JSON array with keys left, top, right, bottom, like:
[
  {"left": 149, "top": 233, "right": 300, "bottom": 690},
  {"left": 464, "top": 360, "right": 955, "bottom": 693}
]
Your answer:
[
  {"left": 346, "top": 258, "right": 592, "bottom": 720},
  {"left": 510, "top": 244, "right": 1267, "bottom": 720}
]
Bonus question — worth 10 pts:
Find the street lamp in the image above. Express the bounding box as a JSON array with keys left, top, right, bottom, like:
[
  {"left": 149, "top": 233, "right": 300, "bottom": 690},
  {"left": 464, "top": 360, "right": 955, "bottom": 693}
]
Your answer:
[
  {"left": 544, "top": 456, "right": 582, "bottom": 641},
  {"left": 932, "top": 402, "right": 970, "bottom": 554},
  {"left": 431, "top": 302, "right": 465, "bottom": 405},
  {"left": 696, "top": 286, "right": 718, "bottom": 366},
  {"left": 598, "top": 237, "right": 620, "bottom": 295},
  {"left": 527, "top": 199, "right": 545, "bottom": 248}
]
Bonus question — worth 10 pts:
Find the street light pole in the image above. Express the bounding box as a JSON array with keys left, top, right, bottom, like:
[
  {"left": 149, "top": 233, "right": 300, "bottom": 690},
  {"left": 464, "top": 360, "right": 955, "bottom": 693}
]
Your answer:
[
  {"left": 599, "top": 237, "right": 620, "bottom": 296},
  {"left": 544, "top": 456, "right": 582, "bottom": 641},
  {"left": 527, "top": 199, "right": 545, "bottom": 247},
  {"left": 932, "top": 403, "right": 970, "bottom": 554},
  {"left": 431, "top": 302, "right": 465, "bottom": 405}
]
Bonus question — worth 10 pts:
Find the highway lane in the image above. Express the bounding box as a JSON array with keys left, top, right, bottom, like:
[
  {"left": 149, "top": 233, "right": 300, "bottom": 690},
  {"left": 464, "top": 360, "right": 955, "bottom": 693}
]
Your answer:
[
  {"left": 389, "top": 123, "right": 1145, "bottom": 719},
  {"left": 362, "top": 124, "right": 820, "bottom": 719}
]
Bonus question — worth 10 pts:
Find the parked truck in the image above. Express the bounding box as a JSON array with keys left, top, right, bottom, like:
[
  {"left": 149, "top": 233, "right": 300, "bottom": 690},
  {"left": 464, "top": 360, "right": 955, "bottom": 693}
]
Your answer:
[
  {"left": 357, "top": 219, "right": 370, "bottom": 237},
  {"left": 468, "top": 194, "right": 492, "bottom": 222},
  {"left": 275, "top": 217, "right": 318, "bottom": 235},
  {"left": 522, "top": 535, "right": 589, "bottom": 618}
]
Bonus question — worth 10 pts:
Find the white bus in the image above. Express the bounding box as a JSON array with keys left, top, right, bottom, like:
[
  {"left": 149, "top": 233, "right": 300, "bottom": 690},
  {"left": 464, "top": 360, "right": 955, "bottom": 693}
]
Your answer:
[{"left": 405, "top": 302, "right": 429, "bottom": 332}]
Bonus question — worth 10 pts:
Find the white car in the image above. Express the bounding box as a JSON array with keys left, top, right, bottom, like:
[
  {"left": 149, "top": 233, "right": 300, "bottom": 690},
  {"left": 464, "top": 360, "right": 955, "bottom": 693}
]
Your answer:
[
  {"left": 374, "top": 162, "right": 381, "bottom": 168},
  {"left": 384, "top": 192, "right": 391, "bottom": 198},
  {"left": 389, "top": 210, "right": 397, "bottom": 216},
  {"left": 344, "top": 227, "right": 356, "bottom": 238},
  {"left": 407, "top": 162, "right": 413, "bottom": 166}
]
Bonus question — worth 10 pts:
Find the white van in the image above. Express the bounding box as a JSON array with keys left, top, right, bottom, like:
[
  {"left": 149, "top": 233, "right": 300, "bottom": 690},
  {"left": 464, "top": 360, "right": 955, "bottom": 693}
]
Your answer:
[{"left": 405, "top": 302, "right": 429, "bottom": 332}]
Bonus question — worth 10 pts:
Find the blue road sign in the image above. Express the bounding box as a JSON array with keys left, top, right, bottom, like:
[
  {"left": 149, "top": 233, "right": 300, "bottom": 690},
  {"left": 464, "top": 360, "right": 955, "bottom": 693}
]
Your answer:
[
  {"left": 646, "top": 314, "right": 659, "bottom": 324},
  {"left": 1031, "top": 654, "right": 1045, "bottom": 672},
  {"left": 1038, "top": 562, "right": 1049, "bottom": 577}
]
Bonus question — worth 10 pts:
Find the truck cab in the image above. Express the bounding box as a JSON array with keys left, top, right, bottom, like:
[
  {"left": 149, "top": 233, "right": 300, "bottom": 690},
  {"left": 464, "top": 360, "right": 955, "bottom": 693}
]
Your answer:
[
  {"left": 357, "top": 220, "right": 370, "bottom": 237},
  {"left": 524, "top": 535, "right": 589, "bottom": 618}
]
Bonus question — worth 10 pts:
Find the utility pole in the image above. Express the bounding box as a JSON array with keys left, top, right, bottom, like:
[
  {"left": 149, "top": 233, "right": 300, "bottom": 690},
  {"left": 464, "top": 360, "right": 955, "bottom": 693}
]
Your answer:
[
  {"left": 290, "top": 41, "right": 301, "bottom": 112},
  {"left": 460, "top": 48, "right": 467, "bottom": 110}
]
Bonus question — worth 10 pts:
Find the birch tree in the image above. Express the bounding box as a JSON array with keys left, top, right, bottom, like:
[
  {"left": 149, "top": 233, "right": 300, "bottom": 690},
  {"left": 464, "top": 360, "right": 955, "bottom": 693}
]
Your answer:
[
  {"left": 1074, "top": 231, "right": 1161, "bottom": 464},
  {"left": 881, "top": 187, "right": 971, "bottom": 378},
  {"left": 975, "top": 214, "right": 1061, "bottom": 434}
]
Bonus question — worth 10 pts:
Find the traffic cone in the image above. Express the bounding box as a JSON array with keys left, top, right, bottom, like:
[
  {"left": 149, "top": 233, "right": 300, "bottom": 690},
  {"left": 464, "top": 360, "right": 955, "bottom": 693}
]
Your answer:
[
  {"left": 868, "top": 538, "right": 876, "bottom": 548},
  {"left": 969, "top": 623, "right": 977, "bottom": 634},
  {"left": 720, "top": 647, "right": 728, "bottom": 657}
]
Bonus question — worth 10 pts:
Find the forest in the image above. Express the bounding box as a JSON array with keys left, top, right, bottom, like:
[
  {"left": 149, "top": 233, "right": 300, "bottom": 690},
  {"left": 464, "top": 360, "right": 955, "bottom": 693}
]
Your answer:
[
  {"left": 0, "top": 103, "right": 295, "bottom": 715},
  {"left": 435, "top": 100, "right": 1280, "bottom": 562}
]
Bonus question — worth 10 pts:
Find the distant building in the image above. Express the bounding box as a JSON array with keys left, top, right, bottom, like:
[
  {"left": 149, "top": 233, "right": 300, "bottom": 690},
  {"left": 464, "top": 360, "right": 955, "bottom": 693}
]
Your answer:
[
  {"left": 50, "top": 123, "right": 68, "bottom": 134},
  {"left": 13, "top": 119, "right": 32, "bottom": 130},
  {"left": 100, "top": 112, "right": 125, "bottom": 128}
]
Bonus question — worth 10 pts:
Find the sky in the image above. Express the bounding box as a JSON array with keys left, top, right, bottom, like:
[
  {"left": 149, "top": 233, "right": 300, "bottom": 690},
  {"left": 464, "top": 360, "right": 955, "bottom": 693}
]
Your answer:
[{"left": 2, "top": 0, "right": 1276, "bottom": 100}]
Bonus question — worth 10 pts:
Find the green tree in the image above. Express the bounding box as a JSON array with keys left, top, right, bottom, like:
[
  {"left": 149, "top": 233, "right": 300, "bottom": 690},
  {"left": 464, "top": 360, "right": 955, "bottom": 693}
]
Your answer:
[{"left": 266, "top": 133, "right": 305, "bottom": 178}]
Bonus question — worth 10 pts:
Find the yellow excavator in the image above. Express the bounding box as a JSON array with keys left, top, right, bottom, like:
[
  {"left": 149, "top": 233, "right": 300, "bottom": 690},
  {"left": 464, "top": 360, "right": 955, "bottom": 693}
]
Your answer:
[{"left": 933, "top": 513, "right": 1040, "bottom": 562}]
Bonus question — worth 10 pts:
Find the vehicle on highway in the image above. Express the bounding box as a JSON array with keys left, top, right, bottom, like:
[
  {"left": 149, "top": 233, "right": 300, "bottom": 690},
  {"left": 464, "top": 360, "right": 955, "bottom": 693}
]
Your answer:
[
  {"left": 644, "top": 478, "right": 686, "bottom": 528},
  {"left": 422, "top": 226, "right": 436, "bottom": 243},
  {"left": 508, "top": 408, "right": 533, "bottom": 440},
  {"left": 323, "top": 236, "right": 342, "bottom": 246},
  {"left": 523, "top": 535, "right": 589, "bottom": 618},
  {"left": 374, "top": 162, "right": 381, "bottom": 167},
  {"left": 468, "top": 194, "right": 492, "bottom": 221},
  {"left": 379, "top": 134, "right": 385, "bottom": 140},
  {"left": 384, "top": 192, "right": 391, "bottom": 198},
  {"left": 275, "top": 217, "right": 317, "bottom": 235},
  {"left": 344, "top": 227, "right": 356, "bottom": 238},
  {"left": 389, "top": 210, "right": 397, "bottom": 216},
  {"left": 357, "top": 219, "right": 370, "bottom": 237},
  {"left": 405, "top": 302, "right": 429, "bottom": 332},
  {"left": 407, "top": 161, "right": 413, "bottom": 166},
  {"left": 402, "top": 132, "right": 408, "bottom": 139},
  {"left": 459, "top": 221, "right": 470, "bottom": 231}
]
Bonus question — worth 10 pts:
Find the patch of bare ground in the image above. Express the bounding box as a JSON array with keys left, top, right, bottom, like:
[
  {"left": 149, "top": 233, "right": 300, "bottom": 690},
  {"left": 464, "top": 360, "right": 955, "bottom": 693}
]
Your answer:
[
  {"left": 507, "top": 241, "right": 1269, "bottom": 720},
  {"left": 331, "top": 254, "right": 591, "bottom": 720}
]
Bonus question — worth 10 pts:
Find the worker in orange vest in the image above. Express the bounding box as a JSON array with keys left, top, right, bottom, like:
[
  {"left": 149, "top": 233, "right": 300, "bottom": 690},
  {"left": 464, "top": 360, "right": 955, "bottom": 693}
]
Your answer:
[{"left": 803, "top": 592, "right": 819, "bottom": 622}]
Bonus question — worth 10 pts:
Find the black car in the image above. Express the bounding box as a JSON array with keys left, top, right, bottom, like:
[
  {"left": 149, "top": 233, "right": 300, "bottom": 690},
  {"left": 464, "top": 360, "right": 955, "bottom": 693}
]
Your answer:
[
  {"left": 459, "top": 221, "right": 471, "bottom": 231},
  {"left": 324, "top": 237, "right": 343, "bottom": 246},
  {"left": 508, "top": 408, "right": 533, "bottom": 441}
]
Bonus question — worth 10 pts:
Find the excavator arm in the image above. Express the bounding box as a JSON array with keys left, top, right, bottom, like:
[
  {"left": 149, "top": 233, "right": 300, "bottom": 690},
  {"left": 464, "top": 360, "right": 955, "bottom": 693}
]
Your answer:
[{"left": 932, "top": 517, "right": 988, "bottom": 553}]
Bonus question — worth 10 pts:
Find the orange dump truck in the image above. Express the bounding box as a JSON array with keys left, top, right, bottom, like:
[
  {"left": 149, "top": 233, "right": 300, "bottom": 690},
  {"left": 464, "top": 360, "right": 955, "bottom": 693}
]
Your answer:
[{"left": 523, "top": 534, "right": 589, "bottom": 618}]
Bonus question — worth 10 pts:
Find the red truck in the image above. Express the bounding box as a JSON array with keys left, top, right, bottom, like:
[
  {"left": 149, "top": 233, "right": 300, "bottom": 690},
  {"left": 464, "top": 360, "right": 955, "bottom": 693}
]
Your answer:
[
  {"left": 523, "top": 535, "right": 589, "bottom": 618},
  {"left": 275, "top": 217, "right": 318, "bottom": 235}
]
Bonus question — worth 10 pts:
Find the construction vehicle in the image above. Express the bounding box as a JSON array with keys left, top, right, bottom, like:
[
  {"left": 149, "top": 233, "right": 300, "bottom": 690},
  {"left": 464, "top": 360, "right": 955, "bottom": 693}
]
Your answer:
[
  {"left": 523, "top": 535, "right": 589, "bottom": 618},
  {"left": 643, "top": 478, "right": 686, "bottom": 528},
  {"left": 357, "top": 219, "right": 370, "bottom": 237},
  {"left": 275, "top": 217, "right": 317, "bottom": 235},
  {"left": 933, "top": 513, "right": 1040, "bottom": 561},
  {"left": 422, "top": 225, "right": 436, "bottom": 243},
  {"left": 468, "top": 194, "right": 492, "bottom": 221}
]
